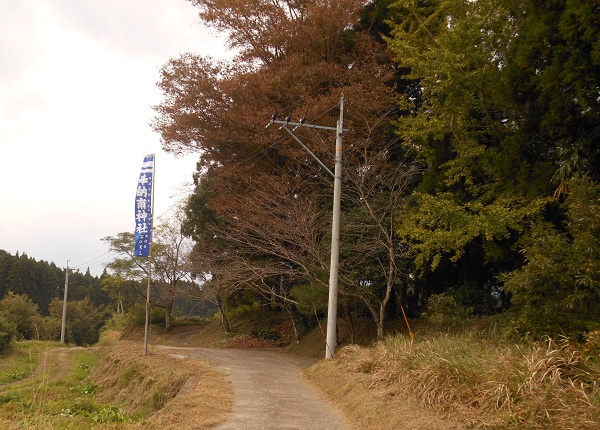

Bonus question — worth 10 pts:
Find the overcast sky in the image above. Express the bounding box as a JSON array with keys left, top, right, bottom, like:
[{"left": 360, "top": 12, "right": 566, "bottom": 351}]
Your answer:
[{"left": 0, "top": 0, "right": 228, "bottom": 275}]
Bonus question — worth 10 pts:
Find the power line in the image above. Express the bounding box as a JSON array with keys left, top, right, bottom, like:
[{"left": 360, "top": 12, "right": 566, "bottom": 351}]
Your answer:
[
  {"left": 70, "top": 250, "right": 115, "bottom": 270},
  {"left": 80, "top": 254, "right": 119, "bottom": 273}
]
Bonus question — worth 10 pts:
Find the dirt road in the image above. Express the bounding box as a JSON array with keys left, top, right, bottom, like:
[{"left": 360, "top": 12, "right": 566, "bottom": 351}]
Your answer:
[
  {"left": 0, "top": 347, "right": 84, "bottom": 396},
  {"left": 158, "top": 346, "right": 351, "bottom": 430}
]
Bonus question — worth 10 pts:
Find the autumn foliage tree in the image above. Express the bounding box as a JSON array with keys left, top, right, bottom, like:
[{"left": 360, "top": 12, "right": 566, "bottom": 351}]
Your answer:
[{"left": 153, "top": 0, "right": 423, "bottom": 338}]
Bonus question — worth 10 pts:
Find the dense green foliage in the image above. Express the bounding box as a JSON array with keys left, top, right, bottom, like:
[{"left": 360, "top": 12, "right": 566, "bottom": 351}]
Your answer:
[
  {"left": 503, "top": 178, "right": 600, "bottom": 337},
  {"left": 0, "top": 316, "right": 15, "bottom": 354},
  {"left": 0, "top": 293, "right": 44, "bottom": 340},
  {"left": 0, "top": 251, "right": 63, "bottom": 313},
  {"left": 389, "top": 0, "right": 553, "bottom": 290},
  {"left": 48, "top": 297, "right": 104, "bottom": 345},
  {"left": 387, "top": 0, "right": 600, "bottom": 335},
  {"left": 0, "top": 250, "right": 110, "bottom": 314}
]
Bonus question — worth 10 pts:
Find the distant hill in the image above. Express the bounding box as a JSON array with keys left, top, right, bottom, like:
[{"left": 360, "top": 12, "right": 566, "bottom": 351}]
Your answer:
[{"left": 0, "top": 249, "right": 108, "bottom": 314}]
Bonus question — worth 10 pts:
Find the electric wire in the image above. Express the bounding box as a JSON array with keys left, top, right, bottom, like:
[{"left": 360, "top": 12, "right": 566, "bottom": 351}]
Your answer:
[{"left": 70, "top": 250, "right": 119, "bottom": 273}]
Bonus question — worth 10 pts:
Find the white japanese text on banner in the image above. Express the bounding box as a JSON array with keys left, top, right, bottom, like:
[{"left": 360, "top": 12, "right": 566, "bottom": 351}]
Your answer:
[{"left": 134, "top": 154, "right": 154, "bottom": 257}]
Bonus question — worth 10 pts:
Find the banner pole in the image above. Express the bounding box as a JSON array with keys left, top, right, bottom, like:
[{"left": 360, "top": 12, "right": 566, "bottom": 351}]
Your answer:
[
  {"left": 144, "top": 252, "right": 152, "bottom": 355},
  {"left": 143, "top": 155, "right": 155, "bottom": 356}
]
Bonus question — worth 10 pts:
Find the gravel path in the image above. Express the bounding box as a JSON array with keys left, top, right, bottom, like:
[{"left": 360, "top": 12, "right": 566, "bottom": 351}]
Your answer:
[{"left": 158, "top": 346, "right": 351, "bottom": 430}]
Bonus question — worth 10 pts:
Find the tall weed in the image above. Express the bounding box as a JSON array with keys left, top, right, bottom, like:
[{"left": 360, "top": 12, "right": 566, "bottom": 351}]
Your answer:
[{"left": 336, "top": 332, "right": 600, "bottom": 429}]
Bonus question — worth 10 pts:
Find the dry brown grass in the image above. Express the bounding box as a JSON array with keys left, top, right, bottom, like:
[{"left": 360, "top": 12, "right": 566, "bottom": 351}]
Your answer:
[
  {"left": 307, "top": 359, "right": 463, "bottom": 430},
  {"left": 308, "top": 332, "right": 600, "bottom": 430},
  {"left": 87, "top": 338, "right": 233, "bottom": 429}
]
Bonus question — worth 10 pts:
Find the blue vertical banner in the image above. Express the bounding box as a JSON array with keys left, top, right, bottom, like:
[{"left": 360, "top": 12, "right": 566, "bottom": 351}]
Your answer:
[{"left": 134, "top": 154, "right": 154, "bottom": 257}]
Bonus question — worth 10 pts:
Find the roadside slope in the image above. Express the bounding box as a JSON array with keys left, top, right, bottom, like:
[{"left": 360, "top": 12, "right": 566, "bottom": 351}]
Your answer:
[{"left": 87, "top": 338, "right": 233, "bottom": 429}]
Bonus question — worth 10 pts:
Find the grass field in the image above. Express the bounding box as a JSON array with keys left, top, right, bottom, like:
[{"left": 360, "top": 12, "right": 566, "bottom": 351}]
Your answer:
[
  {"left": 0, "top": 331, "right": 232, "bottom": 429},
  {"left": 0, "top": 341, "right": 102, "bottom": 429}
]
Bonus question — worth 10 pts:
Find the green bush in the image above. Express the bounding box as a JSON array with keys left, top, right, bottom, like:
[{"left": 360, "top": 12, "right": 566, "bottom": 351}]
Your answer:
[
  {"left": 90, "top": 405, "right": 127, "bottom": 423},
  {"left": 48, "top": 297, "right": 103, "bottom": 345},
  {"left": 35, "top": 315, "right": 62, "bottom": 341},
  {"left": 0, "top": 316, "right": 15, "bottom": 354},
  {"left": 251, "top": 329, "right": 281, "bottom": 341},
  {"left": 102, "top": 312, "right": 128, "bottom": 331},
  {"left": 422, "top": 293, "right": 473, "bottom": 328},
  {"left": 503, "top": 178, "right": 600, "bottom": 339},
  {"left": 448, "top": 283, "right": 499, "bottom": 316},
  {"left": 290, "top": 283, "right": 328, "bottom": 318},
  {"left": 0, "top": 292, "right": 41, "bottom": 340},
  {"left": 124, "top": 302, "right": 165, "bottom": 327}
]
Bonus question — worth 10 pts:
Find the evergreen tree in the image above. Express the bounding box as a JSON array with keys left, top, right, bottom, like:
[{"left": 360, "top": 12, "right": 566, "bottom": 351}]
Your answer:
[
  {"left": 0, "top": 251, "right": 13, "bottom": 299},
  {"left": 386, "top": 0, "right": 600, "bottom": 328},
  {"left": 503, "top": 178, "right": 600, "bottom": 337}
]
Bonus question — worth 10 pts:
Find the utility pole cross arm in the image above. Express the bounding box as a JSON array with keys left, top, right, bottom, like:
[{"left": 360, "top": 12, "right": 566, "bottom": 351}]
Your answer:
[{"left": 266, "top": 119, "right": 348, "bottom": 132}]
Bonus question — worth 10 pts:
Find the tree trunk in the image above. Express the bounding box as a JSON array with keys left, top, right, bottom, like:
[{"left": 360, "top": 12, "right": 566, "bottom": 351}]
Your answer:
[
  {"left": 283, "top": 302, "right": 299, "bottom": 344},
  {"left": 364, "top": 300, "right": 385, "bottom": 341},
  {"left": 165, "top": 282, "right": 176, "bottom": 331},
  {"left": 376, "top": 245, "right": 398, "bottom": 341},
  {"left": 165, "top": 301, "right": 173, "bottom": 331},
  {"left": 376, "top": 318, "right": 384, "bottom": 341},
  {"left": 216, "top": 296, "right": 230, "bottom": 333}
]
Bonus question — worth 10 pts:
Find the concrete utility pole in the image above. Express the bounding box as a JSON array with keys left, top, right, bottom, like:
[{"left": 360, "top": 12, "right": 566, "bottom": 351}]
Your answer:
[
  {"left": 60, "top": 261, "right": 77, "bottom": 343},
  {"left": 268, "top": 95, "right": 346, "bottom": 358},
  {"left": 327, "top": 98, "right": 344, "bottom": 359}
]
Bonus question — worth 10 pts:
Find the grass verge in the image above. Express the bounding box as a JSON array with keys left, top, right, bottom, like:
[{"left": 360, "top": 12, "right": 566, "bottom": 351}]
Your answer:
[
  {"left": 307, "top": 331, "right": 600, "bottom": 429},
  {"left": 87, "top": 339, "right": 233, "bottom": 429},
  {"left": 0, "top": 341, "right": 62, "bottom": 385}
]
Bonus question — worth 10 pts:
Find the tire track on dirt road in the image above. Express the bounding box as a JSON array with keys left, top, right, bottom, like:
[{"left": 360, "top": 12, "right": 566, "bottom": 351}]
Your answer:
[
  {"left": 158, "top": 346, "right": 351, "bottom": 430},
  {"left": 0, "top": 347, "right": 84, "bottom": 396}
]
